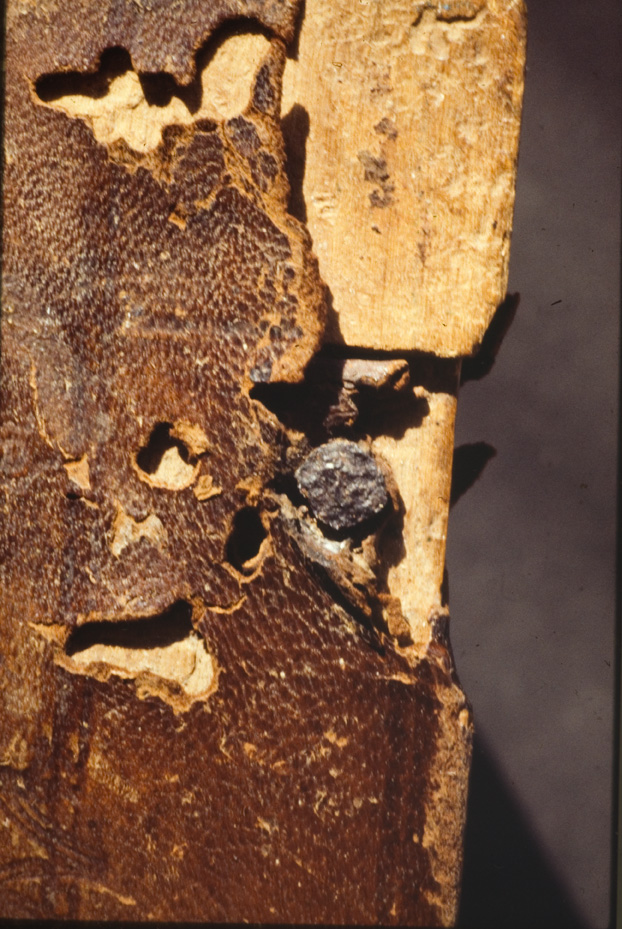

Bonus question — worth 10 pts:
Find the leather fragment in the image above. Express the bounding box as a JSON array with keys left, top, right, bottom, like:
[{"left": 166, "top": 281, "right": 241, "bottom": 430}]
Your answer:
[{"left": 0, "top": 0, "right": 472, "bottom": 923}]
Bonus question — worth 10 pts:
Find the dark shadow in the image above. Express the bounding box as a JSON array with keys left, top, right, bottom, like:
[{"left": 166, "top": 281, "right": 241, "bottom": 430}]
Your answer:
[
  {"left": 287, "top": 0, "right": 306, "bottom": 61},
  {"left": 461, "top": 293, "right": 520, "bottom": 384},
  {"left": 135, "top": 421, "right": 194, "bottom": 475},
  {"left": 251, "top": 346, "right": 357, "bottom": 444},
  {"left": 322, "top": 283, "right": 346, "bottom": 347},
  {"left": 35, "top": 46, "right": 132, "bottom": 101},
  {"left": 450, "top": 442, "right": 497, "bottom": 508},
  {"left": 139, "top": 69, "right": 199, "bottom": 113},
  {"left": 225, "top": 506, "right": 267, "bottom": 574},
  {"left": 355, "top": 385, "right": 428, "bottom": 440},
  {"left": 65, "top": 601, "right": 194, "bottom": 655},
  {"left": 458, "top": 733, "right": 590, "bottom": 929},
  {"left": 250, "top": 371, "right": 345, "bottom": 446},
  {"left": 440, "top": 566, "right": 449, "bottom": 608},
  {"left": 315, "top": 345, "right": 461, "bottom": 396},
  {"left": 281, "top": 103, "right": 309, "bottom": 223},
  {"left": 251, "top": 349, "right": 430, "bottom": 444}
]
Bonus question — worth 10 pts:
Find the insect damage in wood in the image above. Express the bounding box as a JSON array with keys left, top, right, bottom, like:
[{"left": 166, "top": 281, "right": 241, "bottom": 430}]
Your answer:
[{"left": 358, "top": 150, "right": 395, "bottom": 208}]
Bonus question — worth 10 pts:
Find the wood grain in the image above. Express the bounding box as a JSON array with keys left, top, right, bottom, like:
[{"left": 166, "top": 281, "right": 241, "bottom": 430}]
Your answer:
[{"left": 282, "top": 0, "right": 526, "bottom": 354}]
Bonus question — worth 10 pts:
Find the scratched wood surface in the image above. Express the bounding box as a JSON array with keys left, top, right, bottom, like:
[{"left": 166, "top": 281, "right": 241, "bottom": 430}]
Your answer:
[{"left": 282, "top": 0, "right": 526, "bottom": 355}]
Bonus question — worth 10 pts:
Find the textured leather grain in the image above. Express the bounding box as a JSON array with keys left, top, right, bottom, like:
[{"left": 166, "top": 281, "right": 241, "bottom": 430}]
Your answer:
[{"left": 0, "top": 1, "right": 472, "bottom": 922}]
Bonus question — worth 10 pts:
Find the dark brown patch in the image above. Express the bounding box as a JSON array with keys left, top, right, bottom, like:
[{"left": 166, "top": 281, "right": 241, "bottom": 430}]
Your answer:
[{"left": 358, "top": 150, "right": 395, "bottom": 207}]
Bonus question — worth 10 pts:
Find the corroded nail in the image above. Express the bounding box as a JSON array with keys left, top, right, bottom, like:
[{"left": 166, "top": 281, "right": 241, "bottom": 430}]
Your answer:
[{"left": 295, "top": 439, "right": 388, "bottom": 531}]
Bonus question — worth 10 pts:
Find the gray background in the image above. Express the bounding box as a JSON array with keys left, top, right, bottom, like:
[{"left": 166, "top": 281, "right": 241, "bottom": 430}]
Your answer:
[{"left": 449, "top": 1, "right": 620, "bottom": 927}]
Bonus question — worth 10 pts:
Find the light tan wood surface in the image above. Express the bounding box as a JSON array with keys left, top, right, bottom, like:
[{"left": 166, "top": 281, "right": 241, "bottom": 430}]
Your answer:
[
  {"left": 373, "top": 362, "right": 460, "bottom": 645},
  {"left": 282, "top": 0, "right": 526, "bottom": 354}
]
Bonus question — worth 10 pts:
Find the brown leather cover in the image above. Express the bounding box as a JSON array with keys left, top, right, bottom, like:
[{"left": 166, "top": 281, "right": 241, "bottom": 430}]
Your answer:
[{"left": 0, "top": 1, "right": 472, "bottom": 922}]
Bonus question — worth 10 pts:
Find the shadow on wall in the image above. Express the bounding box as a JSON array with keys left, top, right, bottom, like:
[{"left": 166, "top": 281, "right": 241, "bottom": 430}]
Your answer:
[{"left": 458, "top": 733, "right": 590, "bottom": 929}]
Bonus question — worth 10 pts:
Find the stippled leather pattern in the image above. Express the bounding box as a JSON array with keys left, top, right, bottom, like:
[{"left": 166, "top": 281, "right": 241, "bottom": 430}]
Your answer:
[{"left": 0, "top": 2, "right": 470, "bottom": 922}]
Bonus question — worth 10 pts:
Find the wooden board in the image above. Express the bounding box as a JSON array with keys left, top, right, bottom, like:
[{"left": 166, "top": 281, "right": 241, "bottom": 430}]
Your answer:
[
  {"left": 282, "top": 0, "right": 526, "bottom": 354},
  {"left": 372, "top": 360, "right": 461, "bottom": 646}
]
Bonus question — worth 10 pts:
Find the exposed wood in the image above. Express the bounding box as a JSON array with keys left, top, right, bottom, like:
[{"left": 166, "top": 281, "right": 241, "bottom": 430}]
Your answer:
[
  {"left": 281, "top": 0, "right": 526, "bottom": 644},
  {"left": 373, "top": 360, "right": 460, "bottom": 646},
  {"left": 282, "top": 0, "right": 526, "bottom": 354},
  {"left": 37, "top": 33, "right": 274, "bottom": 154}
]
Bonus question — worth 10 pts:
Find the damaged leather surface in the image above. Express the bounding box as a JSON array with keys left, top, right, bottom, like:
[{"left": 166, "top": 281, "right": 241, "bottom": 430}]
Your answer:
[{"left": 0, "top": 0, "right": 472, "bottom": 923}]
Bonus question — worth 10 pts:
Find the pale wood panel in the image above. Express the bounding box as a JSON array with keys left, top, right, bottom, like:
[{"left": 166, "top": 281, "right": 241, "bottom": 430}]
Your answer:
[
  {"left": 373, "top": 363, "right": 460, "bottom": 645},
  {"left": 282, "top": 0, "right": 526, "bottom": 354}
]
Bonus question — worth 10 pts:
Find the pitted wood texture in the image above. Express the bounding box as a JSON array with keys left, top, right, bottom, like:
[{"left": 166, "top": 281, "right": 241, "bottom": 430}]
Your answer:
[
  {"left": 0, "top": 1, "right": 472, "bottom": 924},
  {"left": 282, "top": 0, "right": 526, "bottom": 354},
  {"left": 372, "top": 359, "right": 461, "bottom": 647}
]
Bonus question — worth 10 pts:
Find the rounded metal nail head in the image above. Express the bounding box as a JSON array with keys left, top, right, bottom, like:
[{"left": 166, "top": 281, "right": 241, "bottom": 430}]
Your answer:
[{"left": 295, "top": 439, "right": 388, "bottom": 531}]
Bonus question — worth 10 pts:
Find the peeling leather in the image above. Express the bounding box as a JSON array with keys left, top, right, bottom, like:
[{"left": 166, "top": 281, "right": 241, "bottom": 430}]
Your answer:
[{"left": 0, "top": 0, "right": 470, "bottom": 923}]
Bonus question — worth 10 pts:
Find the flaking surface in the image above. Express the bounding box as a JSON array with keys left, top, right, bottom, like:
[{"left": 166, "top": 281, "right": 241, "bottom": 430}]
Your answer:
[{"left": 0, "top": 1, "right": 473, "bottom": 923}]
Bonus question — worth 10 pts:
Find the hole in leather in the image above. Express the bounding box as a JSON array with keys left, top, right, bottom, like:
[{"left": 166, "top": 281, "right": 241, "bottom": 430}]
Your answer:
[
  {"left": 66, "top": 600, "right": 193, "bottom": 655},
  {"left": 225, "top": 507, "right": 267, "bottom": 574},
  {"left": 35, "top": 47, "right": 133, "bottom": 101},
  {"left": 135, "top": 422, "right": 197, "bottom": 490},
  {"left": 137, "top": 422, "right": 189, "bottom": 472},
  {"left": 61, "top": 601, "right": 217, "bottom": 708},
  {"left": 33, "top": 24, "right": 273, "bottom": 153}
]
